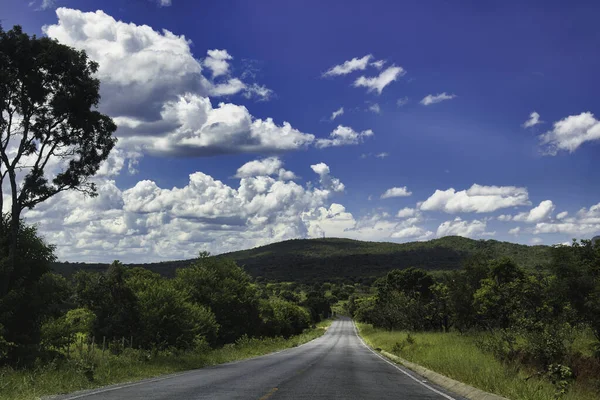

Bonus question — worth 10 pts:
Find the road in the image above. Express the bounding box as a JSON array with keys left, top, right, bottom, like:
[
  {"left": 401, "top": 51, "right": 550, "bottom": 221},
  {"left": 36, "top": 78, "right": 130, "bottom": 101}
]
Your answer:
[{"left": 55, "top": 318, "right": 462, "bottom": 400}]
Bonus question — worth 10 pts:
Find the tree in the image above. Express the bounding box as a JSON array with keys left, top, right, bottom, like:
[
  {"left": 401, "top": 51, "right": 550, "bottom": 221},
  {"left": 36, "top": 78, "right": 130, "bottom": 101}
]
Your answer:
[
  {"left": 0, "top": 26, "right": 117, "bottom": 295},
  {"left": 0, "top": 221, "right": 71, "bottom": 364},
  {"left": 73, "top": 261, "right": 139, "bottom": 341},
  {"left": 175, "top": 254, "right": 262, "bottom": 345}
]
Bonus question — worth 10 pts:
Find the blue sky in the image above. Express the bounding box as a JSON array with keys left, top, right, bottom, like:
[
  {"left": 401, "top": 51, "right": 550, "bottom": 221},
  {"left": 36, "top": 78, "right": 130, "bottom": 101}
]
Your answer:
[{"left": 2, "top": 0, "right": 600, "bottom": 262}]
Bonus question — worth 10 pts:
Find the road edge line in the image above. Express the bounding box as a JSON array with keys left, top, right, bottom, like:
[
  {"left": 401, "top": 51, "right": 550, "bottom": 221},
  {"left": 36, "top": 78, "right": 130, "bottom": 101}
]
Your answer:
[
  {"left": 352, "top": 322, "right": 509, "bottom": 400},
  {"left": 351, "top": 321, "right": 456, "bottom": 400}
]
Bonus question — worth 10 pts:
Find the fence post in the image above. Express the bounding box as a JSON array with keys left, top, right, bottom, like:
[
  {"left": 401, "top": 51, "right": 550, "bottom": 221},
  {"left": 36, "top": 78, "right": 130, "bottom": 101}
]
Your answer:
[{"left": 102, "top": 336, "right": 106, "bottom": 357}]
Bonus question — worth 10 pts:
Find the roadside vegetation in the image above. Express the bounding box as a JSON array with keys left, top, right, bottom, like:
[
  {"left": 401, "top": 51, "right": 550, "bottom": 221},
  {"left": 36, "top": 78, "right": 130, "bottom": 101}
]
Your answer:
[
  {"left": 350, "top": 240, "right": 600, "bottom": 399},
  {"left": 0, "top": 320, "right": 331, "bottom": 400}
]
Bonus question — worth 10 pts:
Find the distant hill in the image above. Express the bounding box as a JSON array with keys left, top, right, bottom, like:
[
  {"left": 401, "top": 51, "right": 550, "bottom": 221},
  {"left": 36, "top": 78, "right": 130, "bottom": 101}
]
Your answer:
[{"left": 52, "top": 236, "right": 553, "bottom": 283}]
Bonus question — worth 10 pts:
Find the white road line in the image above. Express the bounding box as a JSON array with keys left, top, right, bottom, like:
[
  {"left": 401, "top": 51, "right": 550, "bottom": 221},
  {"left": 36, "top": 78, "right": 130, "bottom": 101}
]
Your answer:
[{"left": 351, "top": 321, "right": 457, "bottom": 400}]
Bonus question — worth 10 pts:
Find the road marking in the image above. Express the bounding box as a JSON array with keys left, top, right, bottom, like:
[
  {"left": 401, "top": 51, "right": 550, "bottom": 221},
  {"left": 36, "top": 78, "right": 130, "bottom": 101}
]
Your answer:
[
  {"left": 258, "top": 387, "right": 278, "bottom": 400},
  {"left": 351, "top": 321, "right": 456, "bottom": 400}
]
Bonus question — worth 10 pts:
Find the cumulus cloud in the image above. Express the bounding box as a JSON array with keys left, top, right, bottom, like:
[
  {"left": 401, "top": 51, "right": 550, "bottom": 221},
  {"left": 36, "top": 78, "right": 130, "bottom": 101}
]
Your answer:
[
  {"left": 513, "top": 200, "right": 555, "bottom": 223},
  {"left": 203, "top": 49, "right": 233, "bottom": 78},
  {"left": 420, "top": 184, "right": 530, "bottom": 213},
  {"left": 420, "top": 92, "right": 456, "bottom": 106},
  {"left": 323, "top": 55, "right": 372, "bottom": 76},
  {"left": 44, "top": 8, "right": 281, "bottom": 158},
  {"left": 531, "top": 237, "right": 544, "bottom": 245},
  {"left": 557, "top": 211, "right": 569, "bottom": 220},
  {"left": 310, "top": 163, "right": 345, "bottom": 193},
  {"left": 534, "top": 202, "right": 600, "bottom": 236},
  {"left": 24, "top": 160, "right": 347, "bottom": 262},
  {"left": 117, "top": 94, "right": 315, "bottom": 156},
  {"left": 354, "top": 66, "right": 405, "bottom": 94},
  {"left": 509, "top": 227, "right": 521, "bottom": 235},
  {"left": 315, "top": 125, "right": 374, "bottom": 148},
  {"left": 234, "top": 157, "right": 296, "bottom": 180},
  {"left": 381, "top": 187, "right": 412, "bottom": 199},
  {"left": 157, "top": 0, "right": 172, "bottom": 7},
  {"left": 437, "top": 217, "right": 492, "bottom": 238},
  {"left": 397, "top": 207, "right": 416, "bottom": 218},
  {"left": 523, "top": 111, "right": 542, "bottom": 128},
  {"left": 331, "top": 107, "right": 344, "bottom": 120},
  {"left": 539, "top": 112, "right": 600, "bottom": 155},
  {"left": 375, "top": 152, "right": 389, "bottom": 159}
]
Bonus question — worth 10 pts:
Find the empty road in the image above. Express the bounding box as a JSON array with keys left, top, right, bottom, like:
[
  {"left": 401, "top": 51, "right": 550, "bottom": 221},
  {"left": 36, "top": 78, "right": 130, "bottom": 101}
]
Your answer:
[{"left": 55, "top": 318, "right": 462, "bottom": 400}]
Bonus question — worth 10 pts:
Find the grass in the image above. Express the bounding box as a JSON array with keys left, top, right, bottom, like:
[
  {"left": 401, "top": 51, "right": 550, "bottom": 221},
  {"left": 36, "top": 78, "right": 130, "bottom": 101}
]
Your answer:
[
  {"left": 0, "top": 320, "right": 331, "bottom": 400},
  {"left": 357, "top": 323, "right": 599, "bottom": 400}
]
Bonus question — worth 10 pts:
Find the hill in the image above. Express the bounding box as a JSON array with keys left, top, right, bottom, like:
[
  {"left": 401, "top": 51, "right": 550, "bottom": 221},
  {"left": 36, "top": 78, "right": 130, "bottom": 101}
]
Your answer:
[{"left": 51, "top": 236, "right": 553, "bottom": 283}]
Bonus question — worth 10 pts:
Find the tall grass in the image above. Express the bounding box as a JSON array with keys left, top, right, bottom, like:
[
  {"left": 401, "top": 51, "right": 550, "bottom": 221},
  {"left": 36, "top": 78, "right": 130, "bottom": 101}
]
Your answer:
[
  {"left": 0, "top": 320, "right": 331, "bottom": 400},
  {"left": 357, "top": 323, "right": 598, "bottom": 400}
]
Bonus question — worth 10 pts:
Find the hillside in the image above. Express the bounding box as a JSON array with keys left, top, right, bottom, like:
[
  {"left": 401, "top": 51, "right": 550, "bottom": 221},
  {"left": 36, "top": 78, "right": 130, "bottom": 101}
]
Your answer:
[{"left": 52, "top": 236, "right": 553, "bottom": 283}]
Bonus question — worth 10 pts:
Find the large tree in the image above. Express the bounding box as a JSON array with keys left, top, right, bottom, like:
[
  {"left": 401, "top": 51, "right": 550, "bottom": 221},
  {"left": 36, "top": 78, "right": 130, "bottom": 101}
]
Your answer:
[{"left": 0, "top": 26, "right": 117, "bottom": 294}]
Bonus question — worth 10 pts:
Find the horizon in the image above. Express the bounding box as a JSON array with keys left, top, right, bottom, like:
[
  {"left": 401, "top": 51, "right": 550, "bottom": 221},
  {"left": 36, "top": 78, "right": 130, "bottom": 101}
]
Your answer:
[{"left": 2, "top": 0, "right": 600, "bottom": 263}]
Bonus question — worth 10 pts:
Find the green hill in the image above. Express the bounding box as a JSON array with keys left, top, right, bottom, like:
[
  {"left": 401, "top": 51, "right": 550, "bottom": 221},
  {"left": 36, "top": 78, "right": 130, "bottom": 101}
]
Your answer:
[{"left": 52, "top": 236, "right": 553, "bottom": 283}]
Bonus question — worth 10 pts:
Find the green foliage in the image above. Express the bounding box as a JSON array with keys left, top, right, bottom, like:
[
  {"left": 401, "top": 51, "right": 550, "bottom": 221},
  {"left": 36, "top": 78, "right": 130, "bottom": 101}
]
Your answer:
[
  {"left": 175, "top": 254, "right": 261, "bottom": 345},
  {"left": 41, "top": 308, "right": 96, "bottom": 352},
  {"left": 259, "top": 298, "right": 310, "bottom": 337},
  {"left": 0, "top": 221, "right": 70, "bottom": 365},
  {"left": 134, "top": 280, "right": 219, "bottom": 350},
  {"left": 73, "top": 261, "right": 139, "bottom": 341},
  {"left": 302, "top": 290, "right": 331, "bottom": 322}
]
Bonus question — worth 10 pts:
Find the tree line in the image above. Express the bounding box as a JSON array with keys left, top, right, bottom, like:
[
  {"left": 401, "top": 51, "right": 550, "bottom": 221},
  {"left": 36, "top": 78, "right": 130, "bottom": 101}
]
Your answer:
[
  {"left": 0, "top": 223, "right": 334, "bottom": 366},
  {"left": 349, "top": 239, "right": 600, "bottom": 392}
]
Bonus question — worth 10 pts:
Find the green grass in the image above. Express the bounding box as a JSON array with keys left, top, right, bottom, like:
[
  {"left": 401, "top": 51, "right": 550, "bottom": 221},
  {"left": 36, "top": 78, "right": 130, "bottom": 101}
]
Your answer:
[
  {"left": 0, "top": 320, "right": 331, "bottom": 400},
  {"left": 357, "top": 323, "right": 599, "bottom": 400}
]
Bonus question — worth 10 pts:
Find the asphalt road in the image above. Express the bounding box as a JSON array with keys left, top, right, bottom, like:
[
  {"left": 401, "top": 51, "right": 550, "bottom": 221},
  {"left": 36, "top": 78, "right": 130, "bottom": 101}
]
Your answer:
[{"left": 55, "top": 318, "right": 463, "bottom": 400}]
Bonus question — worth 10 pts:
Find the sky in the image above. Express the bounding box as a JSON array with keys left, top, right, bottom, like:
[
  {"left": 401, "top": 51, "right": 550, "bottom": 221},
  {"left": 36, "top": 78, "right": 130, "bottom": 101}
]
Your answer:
[{"left": 1, "top": 0, "right": 600, "bottom": 262}]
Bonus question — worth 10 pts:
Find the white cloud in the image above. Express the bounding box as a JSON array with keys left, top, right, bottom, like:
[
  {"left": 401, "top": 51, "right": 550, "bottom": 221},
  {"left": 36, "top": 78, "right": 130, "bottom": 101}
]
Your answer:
[
  {"left": 530, "top": 237, "right": 544, "bottom": 245},
  {"left": 397, "top": 97, "right": 409, "bottom": 107},
  {"left": 234, "top": 157, "right": 296, "bottom": 180},
  {"left": 391, "top": 226, "right": 433, "bottom": 239},
  {"left": 157, "top": 0, "right": 172, "bottom": 6},
  {"left": 203, "top": 49, "right": 233, "bottom": 78},
  {"left": 354, "top": 66, "right": 405, "bottom": 94},
  {"left": 242, "top": 83, "right": 274, "bottom": 101},
  {"left": 420, "top": 92, "right": 456, "bottom": 106},
  {"left": 513, "top": 200, "right": 555, "bottom": 223},
  {"left": 40, "top": 0, "right": 55, "bottom": 10},
  {"left": 24, "top": 160, "right": 348, "bottom": 262},
  {"left": 331, "top": 107, "right": 344, "bottom": 120},
  {"left": 539, "top": 112, "right": 600, "bottom": 155},
  {"left": 381, "top": 187, "right": 412, "bottom": 199},
  {"left": 523, "top": 111, "right": 542, "bottom": 128},
  {"left": 368, "top": 104, "right": 381, "bottom": 114},
  {"left": 315, "top": 125, "right": 374, "bottom": 148},
  {"left": 534, "top": 202, "right": 600, "bottom": 236},
  {"left": 420, "top": 184, "right": 530, "bottom": 213},
  {"left": 508, "top": 227, "right": 521, "bottom": 235},
  {"left": 310, "top": 163, "right": 345, "bottom": 193},
  {"left": 119, "top": 94, "right": 315, "bottom": 156},
  {"left": 497, "top": 214, "right": 513, "bottom": 221},
  {"left": 375, "top": 152, "right": 389, "bottom": 159},
  {"left": 323, "top": 55, "right": 372, "bottom": 76},
  {"left": 397, "top": 207, "right": 416, "bottom": 218},
  {"left": 371, "top": 60, "right": 385, "bottom": 69},
  {"left": 44, "top": 8, "right": 281, "bottom": 158},
  {"left": 557, "top": 211, "right": 569, "bottom": 220},
  {"left": 437, "top": 217, "right": 491, "bottom": 238}
]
